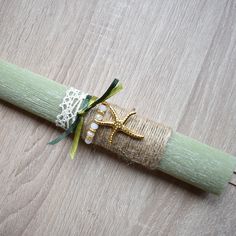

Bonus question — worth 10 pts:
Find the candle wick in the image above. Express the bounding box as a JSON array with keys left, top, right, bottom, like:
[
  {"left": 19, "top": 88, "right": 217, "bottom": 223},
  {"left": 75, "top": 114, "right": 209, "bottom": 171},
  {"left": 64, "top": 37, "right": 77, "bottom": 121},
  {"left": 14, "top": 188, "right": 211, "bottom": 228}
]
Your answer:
[{"left": 229, "top": 171, "right": 236, "bottom": 187}]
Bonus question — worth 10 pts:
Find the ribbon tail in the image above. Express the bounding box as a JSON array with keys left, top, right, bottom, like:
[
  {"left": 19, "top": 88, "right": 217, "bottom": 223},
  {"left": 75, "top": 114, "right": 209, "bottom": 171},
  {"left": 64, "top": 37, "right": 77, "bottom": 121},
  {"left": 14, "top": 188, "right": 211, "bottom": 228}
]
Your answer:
[
  {"left": 48, "top": 117, "right": 80, "bottom": 145},
  {"left": 84, "top": 79, "right": 123, "bottom": 111},
  {"left": 69, "top": 117, "right": 84, "bottom": 160},
  {"left": 105, "top": 79, "right": 123, "bottom": 100},
  {"left": 48, "top": 130, "right": 71, "bottom": 145}
]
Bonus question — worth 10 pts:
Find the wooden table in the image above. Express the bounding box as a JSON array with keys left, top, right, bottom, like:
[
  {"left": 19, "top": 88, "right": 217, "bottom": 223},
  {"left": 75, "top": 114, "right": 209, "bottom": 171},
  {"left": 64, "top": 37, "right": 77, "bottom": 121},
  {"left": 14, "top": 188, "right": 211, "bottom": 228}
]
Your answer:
[{"left": 0, "top": 0, "right": 236, "bottom": 235}]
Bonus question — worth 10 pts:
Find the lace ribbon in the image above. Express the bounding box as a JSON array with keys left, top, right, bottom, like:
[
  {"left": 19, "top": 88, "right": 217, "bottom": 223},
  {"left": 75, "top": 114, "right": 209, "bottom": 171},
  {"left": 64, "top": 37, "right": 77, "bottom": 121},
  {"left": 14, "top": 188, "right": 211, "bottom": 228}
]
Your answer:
[{"left": 55, "top": 88, "right": 88, "bottom": 129}]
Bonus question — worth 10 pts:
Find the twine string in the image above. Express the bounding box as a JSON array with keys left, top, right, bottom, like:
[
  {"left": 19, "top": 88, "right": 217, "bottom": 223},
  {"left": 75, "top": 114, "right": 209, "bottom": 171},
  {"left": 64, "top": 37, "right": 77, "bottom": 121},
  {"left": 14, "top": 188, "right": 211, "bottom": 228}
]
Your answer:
[{"left": 81, "top": 104, "right": 172, "bottom": 168}]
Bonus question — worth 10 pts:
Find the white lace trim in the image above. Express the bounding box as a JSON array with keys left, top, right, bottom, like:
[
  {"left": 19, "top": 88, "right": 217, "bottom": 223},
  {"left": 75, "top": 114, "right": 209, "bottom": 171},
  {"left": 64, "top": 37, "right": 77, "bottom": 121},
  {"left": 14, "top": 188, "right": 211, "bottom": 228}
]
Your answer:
[{"left": 56, "top": 87, "right": 88, "bottom": 129}]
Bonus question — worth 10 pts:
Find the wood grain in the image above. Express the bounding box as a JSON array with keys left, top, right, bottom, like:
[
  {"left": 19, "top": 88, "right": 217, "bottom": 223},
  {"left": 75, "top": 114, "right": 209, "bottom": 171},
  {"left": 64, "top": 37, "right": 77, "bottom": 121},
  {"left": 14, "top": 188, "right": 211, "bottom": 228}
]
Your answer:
[{"left": 0, "top": 0, "right": 236, "bottom": 235}]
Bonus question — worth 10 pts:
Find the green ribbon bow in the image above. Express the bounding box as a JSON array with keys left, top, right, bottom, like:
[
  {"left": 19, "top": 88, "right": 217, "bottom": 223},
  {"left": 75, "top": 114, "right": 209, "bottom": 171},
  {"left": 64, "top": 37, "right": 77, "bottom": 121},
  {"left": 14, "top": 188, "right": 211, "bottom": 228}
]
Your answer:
[{"left": 49, "top": 79, "right": 123, "bottom": 159}]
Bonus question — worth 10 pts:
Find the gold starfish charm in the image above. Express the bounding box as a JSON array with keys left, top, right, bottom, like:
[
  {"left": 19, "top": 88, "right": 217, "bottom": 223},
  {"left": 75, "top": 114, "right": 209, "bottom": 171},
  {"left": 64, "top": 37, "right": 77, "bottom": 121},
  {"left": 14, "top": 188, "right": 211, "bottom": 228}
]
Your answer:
[{"left": 95, "top": 103, "right": 144, "bottom": 144}]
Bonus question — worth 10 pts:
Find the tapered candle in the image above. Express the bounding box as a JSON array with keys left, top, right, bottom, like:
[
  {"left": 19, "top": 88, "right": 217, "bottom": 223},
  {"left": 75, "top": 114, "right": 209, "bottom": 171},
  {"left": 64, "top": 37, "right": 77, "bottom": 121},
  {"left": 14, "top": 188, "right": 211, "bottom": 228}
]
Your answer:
[{"left": 0, "top": 60, "right": 235, "bottom": 194}]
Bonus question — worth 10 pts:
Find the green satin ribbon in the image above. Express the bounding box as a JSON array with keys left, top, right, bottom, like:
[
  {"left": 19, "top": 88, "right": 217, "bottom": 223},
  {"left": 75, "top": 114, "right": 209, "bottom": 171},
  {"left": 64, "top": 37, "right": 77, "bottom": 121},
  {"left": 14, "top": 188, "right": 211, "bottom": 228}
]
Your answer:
[{"left": 49, "top": 79, "right": 123, "bottom": 159}]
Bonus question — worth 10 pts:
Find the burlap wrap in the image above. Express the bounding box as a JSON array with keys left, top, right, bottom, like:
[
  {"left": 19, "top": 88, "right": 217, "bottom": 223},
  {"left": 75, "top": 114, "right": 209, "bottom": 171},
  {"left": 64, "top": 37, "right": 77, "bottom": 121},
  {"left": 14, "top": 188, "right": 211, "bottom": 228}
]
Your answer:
[{"left": 81, "top": 104, "right": 172, "bottom": 169}]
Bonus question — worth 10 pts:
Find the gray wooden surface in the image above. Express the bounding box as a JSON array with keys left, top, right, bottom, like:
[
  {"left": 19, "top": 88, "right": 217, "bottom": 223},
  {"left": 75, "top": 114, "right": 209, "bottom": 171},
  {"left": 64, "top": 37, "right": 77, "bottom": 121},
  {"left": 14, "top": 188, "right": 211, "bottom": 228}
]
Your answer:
[{"left": 0, "top": 0, "right": 236, "bottom": 235}]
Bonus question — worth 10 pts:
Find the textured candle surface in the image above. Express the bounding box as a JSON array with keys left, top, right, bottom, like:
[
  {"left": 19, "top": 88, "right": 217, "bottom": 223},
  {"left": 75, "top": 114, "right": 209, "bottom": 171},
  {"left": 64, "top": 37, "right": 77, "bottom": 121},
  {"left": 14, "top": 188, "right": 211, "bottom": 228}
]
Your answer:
[
  {"left": 0, "top": 60, "right": 67, "bottom": 123},
  {"left": 159, "top": 133, "right": 236, "bottom": 194},
  {"left": 0, "top": 60, "right": 235, "bottom": 194}
]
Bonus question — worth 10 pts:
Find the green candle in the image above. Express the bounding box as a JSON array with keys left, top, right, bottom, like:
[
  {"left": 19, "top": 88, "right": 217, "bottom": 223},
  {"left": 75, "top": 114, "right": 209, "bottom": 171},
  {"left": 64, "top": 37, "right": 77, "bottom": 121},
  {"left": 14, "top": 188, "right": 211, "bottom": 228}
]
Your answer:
[
  {"left": 160, "top": 132, "right": 235, "bottom": 194},
  {"left": 0, "top": 59, "right": 235, "bottom": 195}
]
